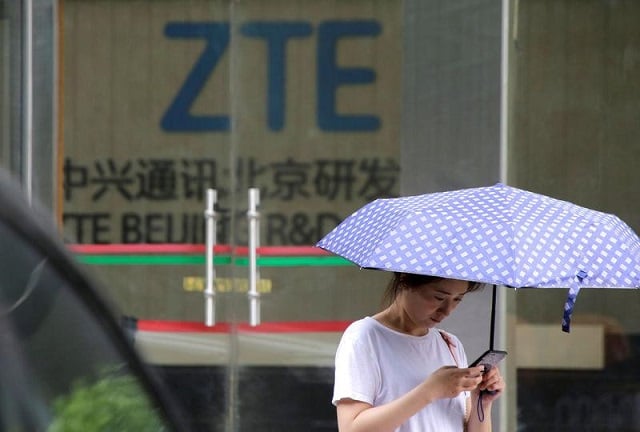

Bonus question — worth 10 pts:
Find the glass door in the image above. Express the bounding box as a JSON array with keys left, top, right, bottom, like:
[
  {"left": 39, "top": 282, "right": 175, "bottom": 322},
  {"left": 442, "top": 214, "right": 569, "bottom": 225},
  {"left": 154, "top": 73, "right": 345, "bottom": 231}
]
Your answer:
[
  {"left": 224, "top": 1, "right": 402, "bottom": 430},
  {"left": 61, "top": 1, "right": 236, "bottom": 430}
]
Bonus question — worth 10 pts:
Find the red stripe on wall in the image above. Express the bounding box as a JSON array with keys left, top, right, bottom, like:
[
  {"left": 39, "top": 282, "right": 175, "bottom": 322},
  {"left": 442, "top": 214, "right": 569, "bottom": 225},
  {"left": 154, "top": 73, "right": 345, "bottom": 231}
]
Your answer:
[
  {"left": 69, "top": 244, "right": 221, "bottom": 254},
  {"left": 67, "top": 244, "right": 331, "bottom": 256},
  {"left": 258, "top": 246, "right": 331, "bottom": 256}
]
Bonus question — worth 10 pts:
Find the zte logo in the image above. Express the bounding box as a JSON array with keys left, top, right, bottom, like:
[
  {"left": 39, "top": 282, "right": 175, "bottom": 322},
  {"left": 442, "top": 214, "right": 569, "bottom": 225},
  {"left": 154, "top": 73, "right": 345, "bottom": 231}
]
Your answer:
[{"left": 162, "top": 20, "right": 382, "bottom": 133}]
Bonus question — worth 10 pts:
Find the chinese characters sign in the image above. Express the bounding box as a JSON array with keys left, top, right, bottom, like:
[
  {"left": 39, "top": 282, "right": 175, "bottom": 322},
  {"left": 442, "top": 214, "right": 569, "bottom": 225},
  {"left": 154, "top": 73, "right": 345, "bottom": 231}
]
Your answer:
[{"left": 63, "top": 0, "right": 402, "bottom": 245}]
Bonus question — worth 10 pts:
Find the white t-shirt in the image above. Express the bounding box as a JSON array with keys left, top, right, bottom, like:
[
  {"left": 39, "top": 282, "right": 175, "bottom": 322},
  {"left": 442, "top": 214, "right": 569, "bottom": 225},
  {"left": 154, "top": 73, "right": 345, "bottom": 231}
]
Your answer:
[{"left": 333, "top": 317, "right": 469, "bottom": 432}]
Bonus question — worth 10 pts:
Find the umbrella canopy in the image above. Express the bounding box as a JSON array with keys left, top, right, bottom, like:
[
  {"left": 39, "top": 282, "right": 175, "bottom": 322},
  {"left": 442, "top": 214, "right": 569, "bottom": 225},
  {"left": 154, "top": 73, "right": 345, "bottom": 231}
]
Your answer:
[{"left": 317, "top": 183, "right": 640, "bottom": 332}]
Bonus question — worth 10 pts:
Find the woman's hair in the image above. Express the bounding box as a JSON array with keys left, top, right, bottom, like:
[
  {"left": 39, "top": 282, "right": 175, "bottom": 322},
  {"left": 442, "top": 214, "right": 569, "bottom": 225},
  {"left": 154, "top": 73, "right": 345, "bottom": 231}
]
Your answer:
[{"left": 381, "top": 272, "right": 483, "bottom": 307}]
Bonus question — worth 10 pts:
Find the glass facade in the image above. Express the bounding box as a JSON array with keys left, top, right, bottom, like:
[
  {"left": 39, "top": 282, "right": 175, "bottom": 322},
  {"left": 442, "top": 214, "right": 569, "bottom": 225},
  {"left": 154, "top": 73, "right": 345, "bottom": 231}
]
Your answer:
[
  {"left": 3, "top": 0, "right": 640, "bottom": 430},
  {"left": 0, "top": 0, "right": 56, "bottom": 208},
  {"left": 508, "top": 1, "right": 640, "bottom": 430}
]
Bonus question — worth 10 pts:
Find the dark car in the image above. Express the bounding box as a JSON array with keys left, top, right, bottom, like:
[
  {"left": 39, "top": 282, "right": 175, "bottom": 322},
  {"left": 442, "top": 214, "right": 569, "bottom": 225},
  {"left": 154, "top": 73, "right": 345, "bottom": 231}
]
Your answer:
[{"left": 0, "top": 169, "right": 190, "bottom": 431}]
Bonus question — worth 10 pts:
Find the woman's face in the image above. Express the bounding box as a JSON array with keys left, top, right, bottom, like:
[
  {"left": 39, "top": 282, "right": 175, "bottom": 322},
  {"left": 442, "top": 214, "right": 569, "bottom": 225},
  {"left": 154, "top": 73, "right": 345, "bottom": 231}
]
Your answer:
[{"left": 398, "top": 278, "right": 469, "bottom": 329}]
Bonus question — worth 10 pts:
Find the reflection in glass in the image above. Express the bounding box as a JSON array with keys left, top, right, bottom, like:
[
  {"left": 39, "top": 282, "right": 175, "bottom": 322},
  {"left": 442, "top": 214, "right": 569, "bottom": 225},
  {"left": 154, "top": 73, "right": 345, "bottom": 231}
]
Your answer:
[{"left": 0, "top": 220, "right": 169, "bottom": 430}]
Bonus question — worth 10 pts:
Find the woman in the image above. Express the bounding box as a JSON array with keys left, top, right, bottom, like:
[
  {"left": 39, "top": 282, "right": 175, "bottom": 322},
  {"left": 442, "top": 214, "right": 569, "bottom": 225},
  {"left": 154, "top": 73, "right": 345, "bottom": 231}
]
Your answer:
[{"left": 333, "top": 272, "right": 505, "bottom": 432}]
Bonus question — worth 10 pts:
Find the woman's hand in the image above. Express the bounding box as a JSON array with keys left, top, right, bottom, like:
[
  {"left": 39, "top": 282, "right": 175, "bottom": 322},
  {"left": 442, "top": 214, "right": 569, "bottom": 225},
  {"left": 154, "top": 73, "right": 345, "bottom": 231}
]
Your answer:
[
  {"left": 466, "top": 365, "right": 505, "bottom": 431},
  {"left": 474, "top": 365, "right": 504, "bottom": 402},
  {"left": 424, "top": 365, "right": 485, "bottom": 400}
]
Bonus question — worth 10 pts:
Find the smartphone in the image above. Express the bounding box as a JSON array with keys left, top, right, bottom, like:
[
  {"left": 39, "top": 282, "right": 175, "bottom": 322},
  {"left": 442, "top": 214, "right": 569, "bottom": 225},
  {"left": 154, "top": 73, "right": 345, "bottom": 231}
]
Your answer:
[{"left": 469, "top": 349, "right": 507, "bottom": 371}]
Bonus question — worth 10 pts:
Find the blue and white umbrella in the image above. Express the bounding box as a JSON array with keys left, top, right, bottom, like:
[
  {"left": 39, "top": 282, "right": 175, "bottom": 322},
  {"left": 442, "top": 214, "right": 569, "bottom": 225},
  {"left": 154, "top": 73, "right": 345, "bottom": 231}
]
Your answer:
[{"left": 317, "top": 183, "right": 640, "bottom": 332}]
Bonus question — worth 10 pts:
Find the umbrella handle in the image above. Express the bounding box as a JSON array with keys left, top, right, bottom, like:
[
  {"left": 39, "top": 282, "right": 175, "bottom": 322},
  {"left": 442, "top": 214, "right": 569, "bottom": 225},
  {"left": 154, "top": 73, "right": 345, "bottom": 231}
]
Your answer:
[{"left": 489, "top": 284, "right": 496, "bottom": 351}]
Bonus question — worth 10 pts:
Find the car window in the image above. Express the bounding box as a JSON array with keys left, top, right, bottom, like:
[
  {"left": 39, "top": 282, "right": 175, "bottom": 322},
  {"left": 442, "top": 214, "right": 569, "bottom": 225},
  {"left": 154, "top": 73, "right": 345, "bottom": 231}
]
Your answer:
[{"left": 0, "top": 220, "right": 171, "bottom": 431}]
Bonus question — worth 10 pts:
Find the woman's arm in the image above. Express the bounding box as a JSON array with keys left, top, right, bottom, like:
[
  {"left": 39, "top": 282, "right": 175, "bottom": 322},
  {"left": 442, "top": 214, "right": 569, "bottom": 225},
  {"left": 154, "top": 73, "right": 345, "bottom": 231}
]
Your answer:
[
  {"left": 337, "top": 366, "right": 484, "bottom": 432},
  {"left": 466, "top": 393, "right": 493, "bottom": 432}
]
